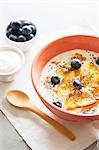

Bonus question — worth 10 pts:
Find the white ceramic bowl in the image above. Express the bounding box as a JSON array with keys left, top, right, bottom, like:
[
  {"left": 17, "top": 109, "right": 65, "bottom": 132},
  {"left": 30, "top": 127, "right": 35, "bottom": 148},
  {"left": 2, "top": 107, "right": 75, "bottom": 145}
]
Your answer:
[
  {"left": 5, "top": 35, "right": 37, "bottom": 53},
  {"left": 0, "top": 45, "right": 25, "bottom": 82},
  {"left": 4, "top": 22, "right": 37, "bottom": 53}
]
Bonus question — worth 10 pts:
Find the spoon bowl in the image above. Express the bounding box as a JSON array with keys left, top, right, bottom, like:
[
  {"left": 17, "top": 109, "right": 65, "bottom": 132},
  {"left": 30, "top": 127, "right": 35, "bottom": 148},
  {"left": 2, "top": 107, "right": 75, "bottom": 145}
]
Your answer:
[{"left": 7, "top": 90, "right": 30, "bottom": 108}]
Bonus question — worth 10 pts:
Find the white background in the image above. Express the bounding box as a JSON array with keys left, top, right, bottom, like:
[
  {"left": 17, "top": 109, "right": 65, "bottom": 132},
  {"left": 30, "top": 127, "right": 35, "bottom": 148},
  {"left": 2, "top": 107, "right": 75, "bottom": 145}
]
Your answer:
[{"left": 0, "top": 1, "right": 99, "bottom": 36}]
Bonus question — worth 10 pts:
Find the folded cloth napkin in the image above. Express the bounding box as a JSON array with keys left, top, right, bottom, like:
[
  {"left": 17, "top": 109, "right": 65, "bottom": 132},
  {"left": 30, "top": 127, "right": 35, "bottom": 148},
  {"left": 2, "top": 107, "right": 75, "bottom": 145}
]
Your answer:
[{"left": 0, "top": 26, "right": 99, "bottom": 150}]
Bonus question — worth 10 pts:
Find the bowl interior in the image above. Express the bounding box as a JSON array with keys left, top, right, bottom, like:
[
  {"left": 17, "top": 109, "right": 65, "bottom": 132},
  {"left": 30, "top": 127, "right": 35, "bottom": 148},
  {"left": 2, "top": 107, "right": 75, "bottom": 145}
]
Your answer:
[
  {"left": 31, "top": 35, "right": 99, "bottom": 118},
  {"left": 32, "top": 35, "right": 99, "bottom": 84}
]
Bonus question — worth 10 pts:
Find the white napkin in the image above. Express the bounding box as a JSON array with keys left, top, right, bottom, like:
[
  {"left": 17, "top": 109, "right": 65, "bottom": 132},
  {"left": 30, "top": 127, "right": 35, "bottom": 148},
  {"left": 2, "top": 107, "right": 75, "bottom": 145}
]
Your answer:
[{"left": 0, "top": 26, "right": 99, "bottom": 150}]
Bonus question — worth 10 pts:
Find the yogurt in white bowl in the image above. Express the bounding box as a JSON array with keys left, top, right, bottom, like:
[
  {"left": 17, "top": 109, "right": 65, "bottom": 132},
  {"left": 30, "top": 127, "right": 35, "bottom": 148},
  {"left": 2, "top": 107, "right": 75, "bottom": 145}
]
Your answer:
[{"left": 0, "top": 45, "right": 25, "bottom": 82}]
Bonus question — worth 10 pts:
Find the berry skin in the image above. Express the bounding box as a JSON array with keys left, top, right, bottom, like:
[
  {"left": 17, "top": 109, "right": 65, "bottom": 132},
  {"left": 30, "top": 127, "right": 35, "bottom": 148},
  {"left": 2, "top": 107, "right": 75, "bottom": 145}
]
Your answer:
[
  {"left": 6, "top": 24, "right": 11, "bottom": 30},
  {"left": 26, "top": 34, "right": 34, "bottom": 41},
  {"left": 51, "top": 76, "right": 60, "bottom": 85},
  {"left": 96, "top": 58, "right": 99, "bottom": 65},
  {"left": 73, "top": 79, "right": 83, "bottom": 89},
  {"left": 17, "top": 35, "right": 26, "bottom": 42},
  {"left": 22, "top": 25, "right": 32, "bottom": 36},
  {"left": 29, "top": 25, "right": 36, "bottom": 35},
  {"left": 71, "top": 58, "right": 82, "bottom": 69},
  {"left": 83, "top": 110, "right": 93, "bottom": 114},
  {"left": 21, "top": 20, "right": 33, "bottom": 26},
  {"left": 6, "top": 28, "right": 13, "bottom": 37},
  {"left": 13, "top": 28, "right": 22, "bottom": 36},
  {"left": 53, "top": 101, "right": 62, "bottom": 108},
  {"left": 10, "top": 21, "right": 21, "bottom": 30},
  {"left": 9, "top": 34, "right": 17, "bottom": 41}
]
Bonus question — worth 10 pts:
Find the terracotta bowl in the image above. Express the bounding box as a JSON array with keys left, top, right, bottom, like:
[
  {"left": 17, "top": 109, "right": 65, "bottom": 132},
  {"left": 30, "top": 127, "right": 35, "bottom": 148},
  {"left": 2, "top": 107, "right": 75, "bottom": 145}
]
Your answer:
[{"left": 31, "top": 35, "right": 99, "bottom": 122}]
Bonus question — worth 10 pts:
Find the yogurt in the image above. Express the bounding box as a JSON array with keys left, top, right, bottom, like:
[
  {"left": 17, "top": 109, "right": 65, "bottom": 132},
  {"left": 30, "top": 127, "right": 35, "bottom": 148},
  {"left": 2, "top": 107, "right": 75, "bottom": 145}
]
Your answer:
[
  {"left": 0, "top": 50, "right": 21, "bottom": 74},
  {"left": 0, "top": 46, "right": 25, "bottom": 82}
]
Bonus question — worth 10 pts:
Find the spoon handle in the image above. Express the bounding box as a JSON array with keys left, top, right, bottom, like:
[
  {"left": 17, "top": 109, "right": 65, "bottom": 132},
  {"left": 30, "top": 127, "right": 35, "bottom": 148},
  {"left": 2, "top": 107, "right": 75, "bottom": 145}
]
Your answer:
[{"left": 27, "top": 106, "right": 76, "bottom": 141}]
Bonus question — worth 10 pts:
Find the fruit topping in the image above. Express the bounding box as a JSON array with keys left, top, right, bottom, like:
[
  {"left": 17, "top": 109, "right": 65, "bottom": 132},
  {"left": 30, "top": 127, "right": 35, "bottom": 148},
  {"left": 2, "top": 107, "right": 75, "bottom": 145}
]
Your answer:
[
  {"left": 71, "top": 58, "right": 82, "bottom": 69},
  {"left": 71, "top": 53, "right": 86, "bottom": 61},
  {"left": 6, "top": 28, "right": 13, "bottom": 37},
  {"left": 64, "top": 99, "right": 77, "bottom": 110},
  {"left": 76, "top": 98, "right": 96, "bottom": 107},
  {"left": 17, "top": 35, "right": 26, "bottom": 42},
  {"left": 13, "top": 28, "right": 22, "bottom": 36},
  {"left": 9, "top": 34, "right": 17, "bottom": 41},
  {"left": 83, "top": 109, "right": 93, "bottom": 114},
  {"left": 96, "top": 58, "right": 99, "bottom": 65},
  {"left": 51, "top": 76, "right": 60, "bottom": 85},
  {"left": 29, "top": 25, "right": 36, "bottom": 35},
  {"left": 26, "top": 34, "right": 34, "bottom": 41},
  {"left": 53, "top": 101, "right": 62, "bottom": 108},
  {"left": 65, "top": 97, "right": 96, "bottom": 110},
  {"left": 21, "top": 20, "right": 33, "bottom": 26},
  {"left": 10, "top": 21, "right": 21, "bottom": 30},
  {"left": 22, "top": 25, "right": 32, "bottom": 36},
  {"left": 73, "top": 79, "right": 83, "bottom": 89}
]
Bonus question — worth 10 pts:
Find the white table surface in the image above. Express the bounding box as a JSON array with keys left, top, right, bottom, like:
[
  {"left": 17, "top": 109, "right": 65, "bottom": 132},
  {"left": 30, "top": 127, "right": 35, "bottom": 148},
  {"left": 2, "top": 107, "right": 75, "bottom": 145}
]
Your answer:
[{"left": 0, "top": 1, "right": 99, "bottom": 150}]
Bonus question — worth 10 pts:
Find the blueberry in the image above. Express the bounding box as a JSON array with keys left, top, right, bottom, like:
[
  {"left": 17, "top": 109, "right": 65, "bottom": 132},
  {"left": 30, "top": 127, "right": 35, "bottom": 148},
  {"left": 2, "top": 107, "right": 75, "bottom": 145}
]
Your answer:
[
  {"left": 29, "top": 25, "right": 36, "bottom": 35},
  {"left": 83, "top": 110, "right": 93, "bottom": 114},
  {"left": 9, "top": 34, "right": 17, "bottom": 41},
  {"left": 21, "top": 20, "right": 33, "bottom": 26},
  {"left": 22, "top": 25, "right": 32, "bottom": 36},
  {"left": 96, "top": 58, "right": 99, "bottom": 65},
  {"left": 71, "top": 58, "right": 82, "bottom": 69},
  {"left": 73, "top": 79, "right": 83, "bottom": 89},
  {"left": 53, "top": 101, "right": 62, "bottom": 108},
  {"left": 6, "top": 27, "right": 22, "bottom": 37},
  {"left": 17, "top": 35, "right": 26, "bottom": 42},
  {"left": 26, "top": 34, "right": 34, "bottom": 41},
  {"left": 10, "top": 21, "right": 21, "bottom": 30},
  {"left": 13, "top": 28, "right": 22, "bottom": 36},
  {"left": 6, "top": 28, "right": 13, "bottom": 37},
  {"left": 51, "top": 76, "right": 60, "bottom": 85}
]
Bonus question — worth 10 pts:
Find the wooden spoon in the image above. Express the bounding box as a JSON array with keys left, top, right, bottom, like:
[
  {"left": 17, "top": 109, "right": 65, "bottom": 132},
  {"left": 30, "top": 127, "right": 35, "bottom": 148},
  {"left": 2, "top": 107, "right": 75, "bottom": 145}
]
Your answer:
[{"left": 7, "top": 90, "right": 76, "bottom": 141}]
